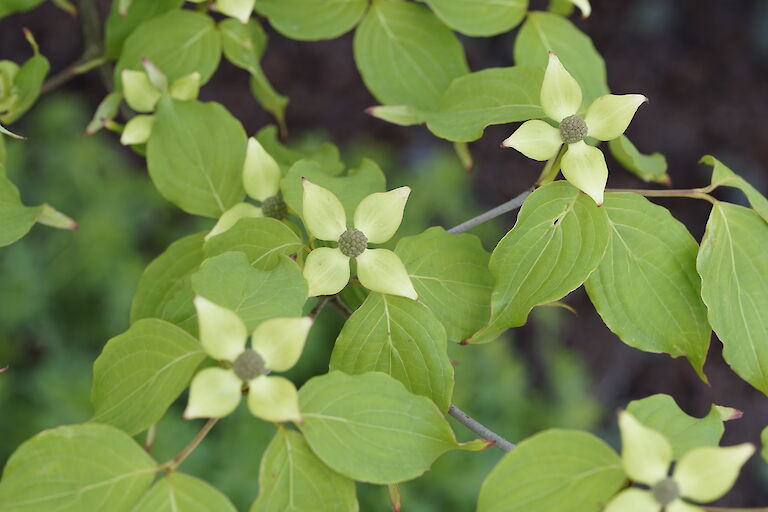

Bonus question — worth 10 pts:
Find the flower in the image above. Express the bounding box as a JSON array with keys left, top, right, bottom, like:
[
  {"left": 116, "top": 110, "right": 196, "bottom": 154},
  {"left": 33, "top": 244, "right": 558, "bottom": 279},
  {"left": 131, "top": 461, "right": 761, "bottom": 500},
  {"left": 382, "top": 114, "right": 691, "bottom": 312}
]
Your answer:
[
  {"left": 301, "top": 179, "right": 418, "bottom": 300},
  {"left": 206, "top": 138, "right": 285, "bottom": 239},
  {"left": 187, "top": 0, "right": 254, "bottom": 23},
  {"left": 183, "top": 296, "right": 312, "bottom": 423},
  {"left": 502, "top": 52, "right": 647, "bottom": 205},
  {"left": 605, "top": 411, "right": 754, "bottom": 512}
]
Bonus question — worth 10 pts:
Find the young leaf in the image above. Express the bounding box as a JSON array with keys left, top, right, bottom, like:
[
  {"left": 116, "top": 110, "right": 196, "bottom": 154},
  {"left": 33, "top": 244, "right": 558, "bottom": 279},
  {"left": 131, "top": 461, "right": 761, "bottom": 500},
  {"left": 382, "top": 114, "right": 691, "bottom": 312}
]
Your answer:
[
  {"left": 423, "top": 0, "right": 528, "bottom": 37},
  {"left": 255, "top": 0, "right": 367, "bottom": 41},
  {"left": 132, "top": 473, "right": 237, "bottom": 512},
  {"left": 104, "top": 0, "right": 183, "bottom": 60},
  {"left": 203, "top": 217, "right": 304, "bottom": 270},
  {"left": 147, "top": 98, "right": 247, "bottom": 218},
  {"left": 354, "top": 0, "right": 468, "bottom": 111},
  {"left": 514, "top": 12, "right": 608, "bottom": 106},
  {"left": 281, "top": 159, "right": 386, "bottom": 220},
  {"left": 251, "top": 429, "right": 358, "bottom": 512},
  {"left": 298, "top": 371, "right": 464, "bottom": 484},
  {"left": 191, "top": 252, "right": 307, "bottom": 331},
  {"left": 626, "top": 394, "right": 724, "bottom": 459},
  {"left": 0, "top": 424, "right": 156, "bottom": 511},
  {"left": 219, "top": 19, "right": 288, "bottom": 132},
  {"left": 1, "top": 42, "right": 49, "bottom": 124},
  {"left": 697, "top": 202, "right": 768, "bottom": 395},
  {"left": 91, "top": 319, "right": 206, "bottom": 436},
  {"left": 608, "top": 135, "right": 669, "bottom": 184},
  {"left": 0, "top": 174, "right": 43, "bottom": 247},
  {"left": 472, "top": 181, "right": 609, "bottom": 343},
  {"left": 477, "top": 430, "right": 626, "bottom": 512},
  {"left": 702, "top": 155, "right": 768, "bottom": 223},
  {"left": 425, "top": 67, "right": 544, "bottom": 142},
  {"left": 395, "top": 227, "right": 492, "bottom": 342},
  {"left": 116, "top": 10, "right": 221, "bottom": 86},
  {"left": 330, "top": 293, "right": 454, "bottom": 411},
  {"left": 585, "top": 193, "right": 711, "bottom": 379},
  {"left": 130, "top": 232, "right": 206, "bottom": 334}
]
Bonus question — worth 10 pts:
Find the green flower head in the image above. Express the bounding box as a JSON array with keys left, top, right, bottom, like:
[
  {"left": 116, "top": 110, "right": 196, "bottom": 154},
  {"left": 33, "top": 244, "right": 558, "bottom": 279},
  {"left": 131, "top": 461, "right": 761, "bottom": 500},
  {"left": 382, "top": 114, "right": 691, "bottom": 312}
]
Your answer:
[
  {"left": 605, "top": 411, "right": 754, "bottom": 512},
  {"left": 184, "top": 296, "right": 312, "bottom": 423},
  {"left": 301, "top": 179, "right": 418, "bottom": 300},
  {"left": 502, "top": 52, "right": 647, "bottom": 205}
]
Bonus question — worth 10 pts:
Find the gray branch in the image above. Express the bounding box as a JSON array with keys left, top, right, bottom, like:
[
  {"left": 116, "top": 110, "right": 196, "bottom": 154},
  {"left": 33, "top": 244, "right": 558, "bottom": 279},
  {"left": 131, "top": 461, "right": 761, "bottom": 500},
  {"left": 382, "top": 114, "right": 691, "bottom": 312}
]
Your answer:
[
  {"left": 448, "top": 404, "right": 515, "bottom": 452},
  {"left": 447, "top": 188, "right": 533, "bottom": 234}
]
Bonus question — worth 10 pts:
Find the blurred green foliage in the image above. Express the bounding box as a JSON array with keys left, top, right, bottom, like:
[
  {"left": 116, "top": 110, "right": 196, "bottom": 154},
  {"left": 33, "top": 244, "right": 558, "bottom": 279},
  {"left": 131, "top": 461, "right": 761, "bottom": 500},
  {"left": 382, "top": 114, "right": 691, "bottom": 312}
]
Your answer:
[{"left": 0, "top": 95, "right": 600, "bottom": 511}]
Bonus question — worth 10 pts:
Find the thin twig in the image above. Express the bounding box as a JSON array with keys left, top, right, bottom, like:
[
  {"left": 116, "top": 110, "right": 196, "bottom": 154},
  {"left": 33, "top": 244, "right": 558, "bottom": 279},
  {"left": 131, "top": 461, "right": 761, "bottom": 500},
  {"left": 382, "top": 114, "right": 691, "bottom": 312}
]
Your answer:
[
  {"left": 448, "top": 188, "right": 533, "bottom": 234},
  {"left": 309, "top": 296, "right": 331, "bottom": 318},
  {"left": 143, "top": 424, "right": 157, "bottom": 452},
  {"left": 448, "top": 404, "right": 515, "bottom": 452},
  {"left": 163, "top": 418, "right": 218, "bottom": 471},
  {"left": 329, "top": 295, "right": 353, "bottom": 318}
]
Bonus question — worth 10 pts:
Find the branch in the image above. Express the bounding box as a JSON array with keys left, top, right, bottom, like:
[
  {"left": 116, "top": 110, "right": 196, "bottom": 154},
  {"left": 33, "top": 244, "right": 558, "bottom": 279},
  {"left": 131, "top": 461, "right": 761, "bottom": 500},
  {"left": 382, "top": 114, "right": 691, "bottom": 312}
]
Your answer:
[
  {"left": 448, "top": 404, "right": 515, "bottom": 452},
  {"left": 163, "top": 418, "right": 218, "bottom": 471},
  {"left": 448, "top": 188, "right": 533, "bottom": 234}
]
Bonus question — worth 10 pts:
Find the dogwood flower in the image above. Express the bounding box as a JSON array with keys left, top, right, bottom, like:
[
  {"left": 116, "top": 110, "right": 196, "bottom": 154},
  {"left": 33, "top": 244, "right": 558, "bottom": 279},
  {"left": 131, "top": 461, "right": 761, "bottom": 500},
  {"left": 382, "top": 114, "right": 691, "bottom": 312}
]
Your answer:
[
  {"left": 120, "top": 61, "right": 201, "bottom": 146},
  {"left": 188, "top": 0, "right": 254, "bottom": 23},
  {"left": 184, "top": 297, "right": 312, "bottom": 423},
  {"left": 206, "top": 138, "right": 285, "bottom": 239},
  {"left": 502, "top": 52, "right": 647, "bottom": 205},
  {"left": 605, "top": 411, "right": 754, "bottom": 512},
  {"left": 302, "top": 179, "right": 418, "bottom": 300}
]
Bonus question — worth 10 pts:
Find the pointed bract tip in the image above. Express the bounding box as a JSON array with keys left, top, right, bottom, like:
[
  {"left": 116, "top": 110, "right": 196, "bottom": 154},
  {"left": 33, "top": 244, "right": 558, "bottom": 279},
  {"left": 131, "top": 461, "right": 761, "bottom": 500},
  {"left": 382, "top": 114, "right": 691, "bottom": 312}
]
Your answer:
[
  {"left": 364, "top": 106, "right": 376, "bottom": 115},
  {"left": 547, "top": 50, "right": 556, "bottom": 57},
  {"left": 716, "top": 405, "right": 744, "bottom": 422},
  {"left": 459, "top": 339, "right": 469, "bottom": 346},
  {"left": 483, "top": 440, "right": 496, "bottom": 450},
  {"left": 22, "top": 27, "right": 31, "bottom": 37},
  {"left": 0, "top": 366, "right": 8, "bottom": 374}
]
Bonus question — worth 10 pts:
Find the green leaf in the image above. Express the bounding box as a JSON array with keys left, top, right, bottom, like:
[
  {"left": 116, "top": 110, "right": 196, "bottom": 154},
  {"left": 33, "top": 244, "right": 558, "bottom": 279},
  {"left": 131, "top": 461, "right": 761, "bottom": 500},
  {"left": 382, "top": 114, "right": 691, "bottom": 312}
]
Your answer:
[
  {"left": 395, "top": 227, "right": 492, "bottom": 341},
  {"left": 131, "top": 232, "right": 206, "bottom": 334},
  {"left": 330, "top": 293, "right": 454, "bottom": 410},
  {"left": 255, "top": 0, "right": 366, "bottom": 41},
  {"left": 132, "top": 473, "right": 237, "bottom": 512},
  {"left": 697, "top": 202, "right": 768, "bottom": 395},
  {"left": 0, "top": 424, "right": 156, "bottom": 512},
  {"left": 147, "top": 98, "right": 246, "bottom": 217},
  {"left": 255, "top": 125, "right": 344, "bottom": 175},
  {"left": 0, "top": 0, "right": 45, "bottom": 18},
  {"left": 203, "top": 217, "right": 304, "bottom": 270},
  {"left": 626, "top": 394, "right": 724, "bottom": 459},
  {"left": 1, "top": 51, "right": 49, "bottom": 124},
  {"left": 104, "top": 0, "right": 183, "bottom": 60},
  {"left": 281, "top": 159, "right": 386, "bottom": 220},
  {"left": 91, "top": 319, "right": 205, "bottom": 436},
  {"left": 219, "top": 19, "right": 288, "bottom": 132},
  {"left": 585, "top": 193, "right": 711, "bottom": 378},
  {"left": 0, "top": 174, "right": 43, "bottom": 247},
  {"left": 477, "top": 429, "right": 625, "bottom": 512},
  {"left": 702, "top": 155, "right": 768, "bottom": 223},
  {"left": 354, "top": 0, "right": 469, "bottom": 111},
  {"left": 514, "top": 11, "right": 608, "bottom": 106},
  {"left": 762, "top": 427, "right": 768, "bottom": 463},
  {"left": 191, "top": 252, "right": 307, "bottom": 331},
  {"left": 424, "top": 0, "right": 527, "bottom": 37},
  {"left": 116, "top": 10, "right": 221, "bottom": 86},
  {"left": 251, "top": 429, "right": 358, "bottom": 512},
  {"left": 608, "top": 136, "right": 669, "bottom": 184},
  {"left": 425, "top": 67, "right": 544, "bottom": 142},
  {"left": 472, "top": 181, "right": 609, "bottom": 343},
  {"left": 298, "top": 371, "right": 462, "bottom": 484}
]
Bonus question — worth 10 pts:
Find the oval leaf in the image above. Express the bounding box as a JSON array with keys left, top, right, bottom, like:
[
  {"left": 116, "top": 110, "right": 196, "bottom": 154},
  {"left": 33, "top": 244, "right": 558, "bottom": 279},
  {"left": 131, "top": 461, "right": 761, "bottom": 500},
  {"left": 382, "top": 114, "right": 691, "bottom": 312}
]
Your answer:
[
  {"left": 424, "top": 0, "right": 528, "bottom": 37},
  {"left": 298, "top": 371, "right": 461, "bottom": 484},
  {"left": 203, "top": 217, "right": 304, "bottom": 270},
  {"left": 585, "top": 193, "right": 711, "bottom": 379},
  {"left": 132, "top": 473, "right": 237, "bottom": 512},
  {"left": 255, "top": 0, "right": 367, "bottom": 41},
  {"left": 330, "top": 293, "right": 454, "bottom": 410}
]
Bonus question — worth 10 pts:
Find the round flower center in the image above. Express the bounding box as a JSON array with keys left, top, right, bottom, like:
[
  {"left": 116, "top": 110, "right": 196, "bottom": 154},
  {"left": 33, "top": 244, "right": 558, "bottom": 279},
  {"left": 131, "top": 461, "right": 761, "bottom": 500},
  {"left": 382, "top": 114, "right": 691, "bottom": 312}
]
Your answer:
[
  {"left": 559, "top": 114, "right": 588, "bottom": 144},
  {"left": 338, "top": 228, "right": 368, "bottom": 258},
  {"left": 651, "top": 478, "right": 680, "bottom": 506},
  {"left": 232, "top": 349, "right": 266, "bottom": 381},
  {"left": 261, "top": 195, "right": 287, "bottom": 220}
]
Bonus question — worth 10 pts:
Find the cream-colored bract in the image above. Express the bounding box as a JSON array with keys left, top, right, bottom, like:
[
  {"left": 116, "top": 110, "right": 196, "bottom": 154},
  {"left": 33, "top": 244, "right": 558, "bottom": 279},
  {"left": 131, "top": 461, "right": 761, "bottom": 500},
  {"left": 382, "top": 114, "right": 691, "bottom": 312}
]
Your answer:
[
  {"left": 603, "top": 411, "right": 754, "bottom": 512},
  {"left": 184, "top": 296, "right": 312, "bottom": 423},
  {"left": 502, "top": 52, "right": 647, "bottom": 205},
  {"left": 301, "top": 179, "right": 418, "bottom": 300}
]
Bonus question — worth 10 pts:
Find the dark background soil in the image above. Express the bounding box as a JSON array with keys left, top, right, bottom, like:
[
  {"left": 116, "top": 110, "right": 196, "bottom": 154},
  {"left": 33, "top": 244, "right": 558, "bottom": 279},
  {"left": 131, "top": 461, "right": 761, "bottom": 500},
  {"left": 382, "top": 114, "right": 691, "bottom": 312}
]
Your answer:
[{"left": 2, "top": 0, "right": 768, "bottom": 505}]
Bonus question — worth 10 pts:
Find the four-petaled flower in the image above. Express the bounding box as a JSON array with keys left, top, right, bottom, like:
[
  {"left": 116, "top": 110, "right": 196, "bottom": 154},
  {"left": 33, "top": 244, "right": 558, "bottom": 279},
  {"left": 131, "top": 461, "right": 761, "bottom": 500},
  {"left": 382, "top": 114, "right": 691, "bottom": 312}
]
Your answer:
[
  {"left": 206, "top": 138, "right": 287, "bottom": 240},
  {"left": 301, "top": 179, "right": 418, "bottom": 300},
  {"left": 605, "top": 411, "right": 754, "bottom": 512},
  {"left": 502, "top": 52, "right": 647, "bottom": 205},
  {"left": 184, "top": 296, "right": 312, "bottom": 423}
]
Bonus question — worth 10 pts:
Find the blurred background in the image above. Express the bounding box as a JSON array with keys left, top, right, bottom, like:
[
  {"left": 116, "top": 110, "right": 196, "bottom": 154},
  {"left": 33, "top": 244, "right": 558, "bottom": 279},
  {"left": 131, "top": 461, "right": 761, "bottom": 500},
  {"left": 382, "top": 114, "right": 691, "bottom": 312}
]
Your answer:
[{"left": 1, "top": 0, "right": 767, "bottom": 509}]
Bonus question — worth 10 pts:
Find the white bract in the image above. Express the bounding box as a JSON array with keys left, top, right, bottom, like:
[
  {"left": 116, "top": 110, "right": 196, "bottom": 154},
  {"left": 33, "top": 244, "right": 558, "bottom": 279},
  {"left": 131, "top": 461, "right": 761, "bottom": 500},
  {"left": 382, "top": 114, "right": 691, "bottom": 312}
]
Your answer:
[
  {"left": 184, "top": 296, "right": 312, "bottom": 423},
  {"left": 206, "top": 138, "right": 285, "bottom": 240},
  {"left": 569, "top": 0, "right": 591, "bottom": 17},
  {"left": 187, "top": 0, "right": 255, "bottom": 23},
  {"left": 302, "top": 179, "right": 418, "bottom": 300},
  {"left": 502, "top": 52, "right": 647, "bottom": 205},
  {"left": 604, "top": 411, "right": 754, "bottom": 512}
]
